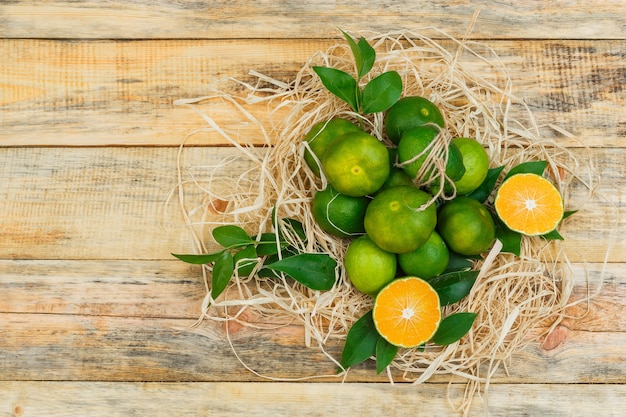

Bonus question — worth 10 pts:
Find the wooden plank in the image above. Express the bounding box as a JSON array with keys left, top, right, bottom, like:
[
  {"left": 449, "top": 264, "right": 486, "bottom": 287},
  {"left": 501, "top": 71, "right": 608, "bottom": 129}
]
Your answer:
[
  {"left": 0, "top": 260, "right": 620, "bottom": 331},
  {"left": 2, "top": 39, "right": 626, "bottom": 147},
  {"left": 2, "top": 1, "right": 626, "bottom": 40},
  {"left": 0, "top": 260, "right": 206, "bottom": 319},
  {"left": 0, "top": 146, "right": 622, "bottom": 262},
  {"left": 1, "top": 311, "right": 625, "bottom": 383},
  {"left": 1, "top": 381, "right": 625, "bottom": 417}
]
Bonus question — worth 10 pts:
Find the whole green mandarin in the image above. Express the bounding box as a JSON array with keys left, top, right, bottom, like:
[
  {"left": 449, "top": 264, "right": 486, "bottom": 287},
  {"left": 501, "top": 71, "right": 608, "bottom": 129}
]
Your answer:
[
  {"left": 364, "top": 185, "right": 437, "bottom": 254},
  {"left": 397, "top": 126, "right": 465, "bottom": 188},
  {"left": 303, "top": 118, "right": 361, "bottom": 177},
  {"left": 397, "top": 125, "right": 439, "bottom": 179},
  {"left": 397, "top": 231, "right": 449, "bottom": 280},
  {"left": 451, "top": 137, "right": 490, "bottom": 195},
  {"left": 437, "top": 196, "right": 496, "bottom": 256},
  {"left": 344, "top": 235, "right": 397, "bottom": 296},
  {"left": 322, "top": 131, "right": 390, "bottom": 197},
  {"left": 384, "top": 96, "right": 445, "bottom": 144},
  {"left": 311, "top": 185, "right": 369, "bottom": 238}
]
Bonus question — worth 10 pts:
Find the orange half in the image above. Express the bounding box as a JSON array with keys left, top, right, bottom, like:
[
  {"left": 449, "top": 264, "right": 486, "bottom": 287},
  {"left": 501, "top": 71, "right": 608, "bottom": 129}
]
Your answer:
[
  {"left": 494, "top": 173, "right": 564, "bottom": 236},
  {"left": 373, "top": 277, "right": 441, "bottom": 348}
]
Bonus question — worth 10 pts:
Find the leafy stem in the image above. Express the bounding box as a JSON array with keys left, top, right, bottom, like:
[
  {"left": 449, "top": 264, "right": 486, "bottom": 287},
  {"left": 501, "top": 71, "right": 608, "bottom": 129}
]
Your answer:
[
  {"left": 172, "top": 221, "right": 338, "bottom": 303},
  {"left": 313, "top": 31, "right": 402, "bottom": 115}
]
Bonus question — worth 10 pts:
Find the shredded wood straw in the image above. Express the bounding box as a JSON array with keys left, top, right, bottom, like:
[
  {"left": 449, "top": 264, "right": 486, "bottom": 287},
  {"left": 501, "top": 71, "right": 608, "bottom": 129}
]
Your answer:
[{"left": 170, "top": 28, "right": 603, "bottom": 415}]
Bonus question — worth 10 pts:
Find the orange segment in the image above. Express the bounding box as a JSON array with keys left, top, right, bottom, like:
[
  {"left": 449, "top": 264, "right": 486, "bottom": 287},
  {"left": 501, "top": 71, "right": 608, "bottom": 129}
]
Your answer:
[
  {"left": 494, "top": 173, "right": 564, "bottom": 236},
  {"left": 373, "top": 277, "right": 441, "bottom": 348}
]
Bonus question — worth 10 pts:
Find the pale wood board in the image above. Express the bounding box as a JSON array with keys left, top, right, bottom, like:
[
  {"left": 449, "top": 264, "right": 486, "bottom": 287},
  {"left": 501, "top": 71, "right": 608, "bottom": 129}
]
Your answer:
[
  {"left": 0, "top": 260, "right": 622, "bottom": 383},
  {"left": 1, "top": 382, "right": 625, "bottom": 417},
  {"left": 1, "top": 312, "right": 626, "bottom": 384},
  {"left": 2, "top": 1, "right": 626, "bottom": 40},
  {"left": 2, "top": 1, "right": 626, "bottom": 415},
  {"left": 2, "top": 39, "right": 626, "bottom": 147},
  {"left": 0, "top": 260, "right": 617, "bottom": 328},
  {"left": 0, "top": 146, "right": 621, "bottom": 262}
]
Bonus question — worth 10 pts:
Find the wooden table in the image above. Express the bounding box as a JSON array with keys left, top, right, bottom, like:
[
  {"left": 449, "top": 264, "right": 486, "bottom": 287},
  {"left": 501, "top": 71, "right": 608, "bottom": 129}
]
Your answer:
[{"left": 1, "top": 2, "right": 625, "bottom": 416}]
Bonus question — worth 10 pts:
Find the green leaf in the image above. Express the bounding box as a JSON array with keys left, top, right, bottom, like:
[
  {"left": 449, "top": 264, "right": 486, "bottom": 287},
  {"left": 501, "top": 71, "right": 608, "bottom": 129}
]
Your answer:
[
  {"left": 444, "top": 251, "right": 474, "bottom": 273},
  {"left": 431, "top": 312, "right": 477, "bottom": 346},
  {"left": 312, "top": 66, "right": 359, "bottom": 112},
  {"left": 212, "top": 225, "right": 253, "bottom": 248},
  {"left": 357, "top": 37, "right": 376, "bottom": 79},
  {"left": 340, "top": 310, "right": 379, "bottom": 370},
  {"left": 276, "top": 217, "right": 307, "bottom": 245},
  {"left": 494, "top": 215, "right": 522, "bottom": 256},
  {"left": 171, "top": 251, "right": 225, "bottom": 265},
  {"left": 467, "top": 166, "right": 505, "bottom": 203},
  {"left": 361, "top": 71, "right": 403, "bottom": 114},
  {"left": 563, "top": 210, "right": 578, "bottom": 219},
  {"left": 256, "top": 233, "right": 287, "bottom": 256},
  {"left": 504, "top": 160, "right": 547, "bottom": 180},
  {"left": 265, "top": 253, "right": 337, "bottom": 290},
  {"left": 233, "top": 245, "right": 258, "bottom": 276},
  {"left": 342, "top": 30, "right": 375, "bottom": 80},
  {"left": 211, "top": 251, "right": 234, "bottom": 300},
  {"left": 542, "top": 228, "right": 564, "bottom": 241},
  {"left": 375, "top": 337, "right": 398, "bottom": 374},
  {"left": 428, "top": 270, "right": 479, "bottom": 306}
]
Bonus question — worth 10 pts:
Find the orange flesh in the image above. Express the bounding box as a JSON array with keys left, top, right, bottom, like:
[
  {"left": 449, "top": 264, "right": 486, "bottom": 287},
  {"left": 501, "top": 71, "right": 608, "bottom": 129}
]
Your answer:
[
  {"left": 495, "top": 173, "right": 564, "bottom": 236},
  {"left": 373, "top": 277, "right": 441, "bottom": 348}
]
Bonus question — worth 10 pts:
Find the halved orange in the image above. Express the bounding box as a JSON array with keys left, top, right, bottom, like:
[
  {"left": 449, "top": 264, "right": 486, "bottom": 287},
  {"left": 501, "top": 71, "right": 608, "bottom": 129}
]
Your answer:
[
  {"left": 494, "top": 173, "right": 564, "bottom": 236},
  {"left": 372, "top": 277, "right": 441, "bottom": 348}
]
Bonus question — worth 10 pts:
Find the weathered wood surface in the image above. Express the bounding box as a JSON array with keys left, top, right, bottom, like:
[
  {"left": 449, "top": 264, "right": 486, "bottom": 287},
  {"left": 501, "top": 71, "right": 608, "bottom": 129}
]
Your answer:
[
  {"left": 2, "top": 1, "right": 626, "bottom": 40},
  {"left": 2, "top": 39, "right": 626, "bottom": 147},
  {"left": 0, "top": 261, "right": 622, "bottom": 383},
  {"left": 1, "top": 382, "right": 624, "bottom": 417},
  {"left": 1, "top": 1, "right": 625, "bottom": 416},
  {"left": 0, "top": 146, "right": 621, "bottom": 262}
]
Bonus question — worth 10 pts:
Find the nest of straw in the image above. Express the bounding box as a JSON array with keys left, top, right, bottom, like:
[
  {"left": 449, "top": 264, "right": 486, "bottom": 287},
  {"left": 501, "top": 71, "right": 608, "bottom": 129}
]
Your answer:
[{"left": 171, "top": 29, "right": 599, "bottom": 412}]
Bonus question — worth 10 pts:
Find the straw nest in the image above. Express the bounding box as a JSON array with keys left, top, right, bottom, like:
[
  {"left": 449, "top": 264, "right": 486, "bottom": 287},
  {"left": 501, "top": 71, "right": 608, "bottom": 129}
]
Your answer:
[{"left": 170, "top": 28, "right": 600, "bottom": 414}]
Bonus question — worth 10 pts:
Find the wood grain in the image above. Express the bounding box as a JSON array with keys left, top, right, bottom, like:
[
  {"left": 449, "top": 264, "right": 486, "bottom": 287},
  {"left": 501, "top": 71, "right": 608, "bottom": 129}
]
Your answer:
[
  {"left": 2, "top": 1, "right": 626, "bottom": 40},
  {"left": 1, "top": 311, "right": 625, "bottom": 383},
  {"left": 0, "top": 146, "right": 622, "bottom": 262},
  {"left": 1, "top": 382, "right": 625, "bottom": 417},
  {"left": 3, "top": 2, "right": 626, "bottom": 414},
  {"left": 0, "top": 260, "right": 206, "bottom": 319},
  {"left": 2, "top": 39, "right": 626, "bottom": 147},
  {"left": 0, "top": 260, "right": 618, "bottom": 327},
  {"left": 0, "top": 259, "right": 622, "bottom": 383}
]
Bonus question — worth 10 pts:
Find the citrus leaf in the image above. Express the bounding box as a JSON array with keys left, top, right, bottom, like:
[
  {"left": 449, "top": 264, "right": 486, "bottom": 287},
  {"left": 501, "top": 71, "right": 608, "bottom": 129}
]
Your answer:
[
  {"left": 265, "top": 253, "right": 337, "bottom": 290},
  {"left": 563, "top": 210, "right": 578, "bottom": 219},
  {"left": 313, "top": 66, "right": 359, "bottom": 112},
  {"left": 504, "top": 160, "right": 547, "bottom": 180},
  {"left": 542, "top": 228, "right": 564, "bottom": 241},
  {"left": 171, "top": 251, "right": 225, "bottom": 265},
  {"left": 431, "top": 312, "right": 477, "bottom": 346},
  {"left": 212, "top": 225, "right": 253, "bottom": 248},
  {"left": 275, "top": 216, "right": 307, "bottom": 245},
  {"left": 256, "top": 233, "right": 287, "bottom": 256},
  {"left": 342, "top": 30, "right": 375, "bottom": 80},
  {"left": 375, "top": 337, "right": 398, "bottom": 374},
  {"left": 444, "top": 251, "right": 474, "bottom": 273},
  {"left": 494, "top": 215, "right": 522, "bottom": 256},
  {"left": 211, "top": 251, "right": 234, "bottom": 300},
  {"left": 233, "top": 245, "right": 258, "bottom": 277},
  {"left": 340, "top": 310, "right": 379, "bottom": 370},
  {"left": 357, "top": 37, "right": 376, "bottom": 79},
  {"left": 467, "top": 165, "right": 505, "bottom": 203},
  {"left": 361, "top": 71, "right": 402, "bottom": 114},
  {"left": 428, "top": 270, "right": 479, "bottom": 306}
]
